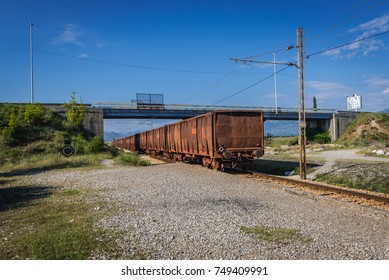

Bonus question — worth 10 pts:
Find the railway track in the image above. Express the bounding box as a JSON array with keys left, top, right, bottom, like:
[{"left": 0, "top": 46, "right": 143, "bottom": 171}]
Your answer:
[
  {"left": 128, "top": 153, "right": 389, "bottom": 210},
  {"left": 245, "top": 171, "right": 389, "bottom": 210}
]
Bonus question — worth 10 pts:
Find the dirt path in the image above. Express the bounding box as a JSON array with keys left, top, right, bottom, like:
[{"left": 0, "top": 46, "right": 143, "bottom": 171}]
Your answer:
[{"left": 307, "top": 149, "right": 389, "bottom": 179}]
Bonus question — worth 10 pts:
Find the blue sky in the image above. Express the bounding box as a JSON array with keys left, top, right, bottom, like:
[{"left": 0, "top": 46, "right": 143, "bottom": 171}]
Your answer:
[{"left": 1, "top": 0, "right": 389, "bottom": 133}]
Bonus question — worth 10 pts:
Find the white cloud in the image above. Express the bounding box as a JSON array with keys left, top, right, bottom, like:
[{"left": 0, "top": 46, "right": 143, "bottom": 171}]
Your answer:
[
  {"left": 263, "top": 92, "right": 286, "bottom": 99},
  {"left": 324, "top": 15, "right": 389, "bottom": 59},
  {"left": 347, "top": 15, "right": 389, "bottom": 56},
  {"left": 306, "top": 80, "right": 355, "bottom": 110},
  {"left": 364, "top": 77, "right": 389, "bottom": 88},
  {"left": 307, "top": 80, "right": 352, "bottom": 93},
  {"left": 52, "top": 24, "right": 85, "bottom": 47},
  {"left": 364, "top": 76, "right": 389, "bottom": 96},
  {"left": 97, "top": 42, "right": 107, "bottom": 49},
  {"left": 349, "top": 15, "right": 389, "bottom": 36}
]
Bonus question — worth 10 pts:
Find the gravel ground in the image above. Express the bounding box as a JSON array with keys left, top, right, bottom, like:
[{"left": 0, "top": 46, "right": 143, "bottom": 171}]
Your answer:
[{"left": 26, "top": 162, "right": 389, "bottom": 260}]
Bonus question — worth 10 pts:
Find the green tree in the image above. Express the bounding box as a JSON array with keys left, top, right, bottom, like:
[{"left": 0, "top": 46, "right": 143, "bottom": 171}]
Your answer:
[
  {"left": 63, "top": 92, "right": 85, "bottom": 130},
  {"left": 20, "top": 103, "right": 48, "bottom": 125},
  {"left": 313, "top": 96, "right": 317, "bottom": 111},
  {"left": 1, "top": 110, "right": 17, "bottom": 136}
]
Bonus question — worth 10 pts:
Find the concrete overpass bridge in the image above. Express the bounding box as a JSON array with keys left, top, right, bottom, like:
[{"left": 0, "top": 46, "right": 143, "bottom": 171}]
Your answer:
[
  {"left": 39, "top": 102, "right": 357, "bottom": 141},
  {"left": 93, "top": 103, "right": 357, "bottom": 141}
]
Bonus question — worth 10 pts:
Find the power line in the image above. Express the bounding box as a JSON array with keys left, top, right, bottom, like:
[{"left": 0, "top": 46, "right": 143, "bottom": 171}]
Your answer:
[
  {"left": 240, "top": 47, "right": 291, "bottom": 60},
  {"left": 180, "top": 68, "right": 240, "bottom": 103},
  {"left": 31, "top": 49, "right": 266, "bottom": 75},
  {"left": 305, "top": 0, "right": 367, "bottom": 35},
  {"left": 0, "top": 48, "right": 29, "bottom": 51},
  {"left": 229, "top": 0, "right": 388, "bottom": 62},
  {"left": 306, "top": 0, "right": 388, "bottom": 41},
  {"left": 307, "top": 29, "right": 389, "bottom": 58},
  {"left": 211, "top": 65, "right": 291, "bottom": 106},
  {"left": 0, "top": 47, "right": 268, "bottom": 75}
]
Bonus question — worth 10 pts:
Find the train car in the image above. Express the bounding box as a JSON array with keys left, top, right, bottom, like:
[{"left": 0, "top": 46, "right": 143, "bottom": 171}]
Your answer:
[
  {"left": 139, "top": 131, "right": 148, "bottom": 153},
  {"left": 112, "top": 110, "right": 264, "bottom": 171},
  {"left": 173, "top": 110, "right": 264, "bottom": 170}
]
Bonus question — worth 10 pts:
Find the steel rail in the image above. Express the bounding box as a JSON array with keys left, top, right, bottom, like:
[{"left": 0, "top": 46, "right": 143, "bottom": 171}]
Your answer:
[{"left": 250, "top": 172, "right": 389, "bottom": 204}]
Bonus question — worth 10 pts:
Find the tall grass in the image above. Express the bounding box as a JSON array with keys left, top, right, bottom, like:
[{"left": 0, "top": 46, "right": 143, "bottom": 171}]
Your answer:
[
  {"left": 116, "top": 152, "right": 151, "bottom": 166},
  {"left": 0, "top": 187, "right": 124, "bottom": 259},
  {"left": 0, "top": 153, "right": 114, "bottom": 174}
]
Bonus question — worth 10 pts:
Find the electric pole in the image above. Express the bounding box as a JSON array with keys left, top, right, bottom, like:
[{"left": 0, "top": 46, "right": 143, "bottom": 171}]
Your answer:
[{"left": 297, "top": 28, "right": 307, "bottom": 179}]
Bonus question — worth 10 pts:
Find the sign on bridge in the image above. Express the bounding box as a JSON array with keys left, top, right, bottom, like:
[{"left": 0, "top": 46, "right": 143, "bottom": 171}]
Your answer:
[{"left": 136, "top": 93, "right": 164, "bottom": 110}]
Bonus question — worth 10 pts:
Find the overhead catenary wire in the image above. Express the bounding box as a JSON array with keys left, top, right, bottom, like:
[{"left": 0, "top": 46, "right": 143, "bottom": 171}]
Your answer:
[
  {"left": 307, "top": 29, "right": 389, "bottom": 58},
  {"left": 306, "top": 0, "right": 388, "bottom": 41},
  {"left": 305, "top": 0, "right": 368, "bottom": 35},
  {"left": 234, "top": 0, "right": 388, "bottom": 62},
  {"left": 180, "top": 68, "right": 240, "bottom": 103},
  {"left": 0, "top": 48, "right": 262, "bottom": 75},
  {"left": 0, "top": 48, "right": 265, "bottom": 75},
  {"left": 211, "top": 65, "right": 291, "bottom": 106}
]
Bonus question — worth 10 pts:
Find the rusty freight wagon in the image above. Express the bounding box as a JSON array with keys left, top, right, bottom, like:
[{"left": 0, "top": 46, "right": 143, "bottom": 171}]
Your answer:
[
  {"left": 112, "top": 110, "right": 264, "bottom": 171},
  {"left": 166, "top": 110, "right": 264, "bottom": 170}
]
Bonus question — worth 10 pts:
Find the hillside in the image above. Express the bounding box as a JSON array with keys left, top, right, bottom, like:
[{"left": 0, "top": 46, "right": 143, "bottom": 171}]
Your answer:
[
  {"left": 0, "top": 103, "right": 109, "bottom": 166},
  {"left": 339, "top": 112, "right": 389, "bottom": 146}
]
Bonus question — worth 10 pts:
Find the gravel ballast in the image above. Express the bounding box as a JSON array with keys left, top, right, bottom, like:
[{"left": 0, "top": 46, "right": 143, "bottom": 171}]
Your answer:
[{"left": 26, "top": 162, "right": 389, "bottom": 260}]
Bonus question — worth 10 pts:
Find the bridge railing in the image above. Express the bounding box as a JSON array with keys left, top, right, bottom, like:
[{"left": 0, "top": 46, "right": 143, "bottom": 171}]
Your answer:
[{"left": 92, "top": 102, "right": 337, "bottom": 114}]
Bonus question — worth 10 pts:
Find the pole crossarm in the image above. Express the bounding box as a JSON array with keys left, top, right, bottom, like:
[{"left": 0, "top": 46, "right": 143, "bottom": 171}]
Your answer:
[{"left": 230, "top": 58, "right": 296, "bottom": 66}]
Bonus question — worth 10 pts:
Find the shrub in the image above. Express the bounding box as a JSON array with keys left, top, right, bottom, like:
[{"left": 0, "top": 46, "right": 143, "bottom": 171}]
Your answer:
[
  {"left": 289, "top": 136, "right": 298, "bottom": 146},
  {"left": 264, "top": 133, "right": 273, "bottom": 145},
  {"left": 314, "top": 132, "right": 331, "bottom": 144},
  {"left": 118, "top": 152, "right": 150, "bottom": 166},
  {"left": 86, "top": 136, "right": 106, "bottom": 154},
  {"left": 63, "top": 92, "right": 85, "bottom": 131}
]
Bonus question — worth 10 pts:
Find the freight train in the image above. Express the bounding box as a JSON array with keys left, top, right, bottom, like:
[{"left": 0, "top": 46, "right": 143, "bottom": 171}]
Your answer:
[{"left": 112, "top": 110, "right": 264, "bottom": 171}]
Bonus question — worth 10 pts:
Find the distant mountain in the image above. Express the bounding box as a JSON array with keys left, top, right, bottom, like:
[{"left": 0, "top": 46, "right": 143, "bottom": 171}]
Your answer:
[
  {"left": 264, "top": 120, "right": 298, "bottom": 137},
  {"left": 380, "top": 108, "right": 389, "bottom": 113},
  {"left": 104, "top": 131, "right": 128, "bottom": 142},
  {"left": 104, "top": 130, "right": 146, "bottom": 142}
]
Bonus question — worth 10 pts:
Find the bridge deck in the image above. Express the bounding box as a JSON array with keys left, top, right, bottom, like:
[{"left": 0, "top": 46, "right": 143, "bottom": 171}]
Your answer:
[{"left": 95, "top": 103, "right": 336, "bottom": 120}]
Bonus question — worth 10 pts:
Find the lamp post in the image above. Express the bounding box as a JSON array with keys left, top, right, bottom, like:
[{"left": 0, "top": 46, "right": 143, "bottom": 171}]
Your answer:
[{"left": 29, "top": 22, "right": 34, "bottom": 103}]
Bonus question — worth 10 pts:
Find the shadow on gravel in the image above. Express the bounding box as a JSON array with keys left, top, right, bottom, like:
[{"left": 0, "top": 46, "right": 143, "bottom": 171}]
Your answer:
[
  {"left": 0, "top": 185, "right": 55, "bottom": 211},
  {"left": 253, "top": 159, "right": 321, "bottom": 175},
  {"left": 0, "top": 165, "right": 72, "bottom": 178}
]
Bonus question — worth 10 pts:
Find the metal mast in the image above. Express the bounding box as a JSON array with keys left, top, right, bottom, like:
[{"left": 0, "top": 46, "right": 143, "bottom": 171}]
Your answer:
[
  {"left": 296, "top": 28, "right": 307, "bottom": 179},
  {"left": 29, "top": 22, "right": 34, "bottom": 103}
]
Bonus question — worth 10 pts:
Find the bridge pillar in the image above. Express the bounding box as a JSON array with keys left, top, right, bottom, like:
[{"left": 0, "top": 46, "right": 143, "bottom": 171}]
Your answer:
[
  {"left": 306, "top": 119, "right": 331, "bottom": 133},
  {"left": 83, "top": 108, "right": 104, "bottom": 139},
  {"left": 329, "top": 112, "right": 358, "bottom": 141},
  {"left": 42, "top": 104, "right": 104, "bottom": 139}
]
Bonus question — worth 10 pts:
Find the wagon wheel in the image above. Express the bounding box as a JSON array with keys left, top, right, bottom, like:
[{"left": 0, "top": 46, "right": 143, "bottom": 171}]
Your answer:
[
  {"left": 202, "top": 158, "right": 210, "bottom": 168},
  {"left": 211, "top": 159, "right": 220, "bottom": 170}
]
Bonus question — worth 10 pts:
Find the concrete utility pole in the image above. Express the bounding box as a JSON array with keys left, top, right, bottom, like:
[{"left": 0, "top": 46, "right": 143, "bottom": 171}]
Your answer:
[
  {"left": 296, "top": 28, "right": 307, "bottom": 179},
  {"left": 29, "top": 22, "right": 34, "bottom": 103}
]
